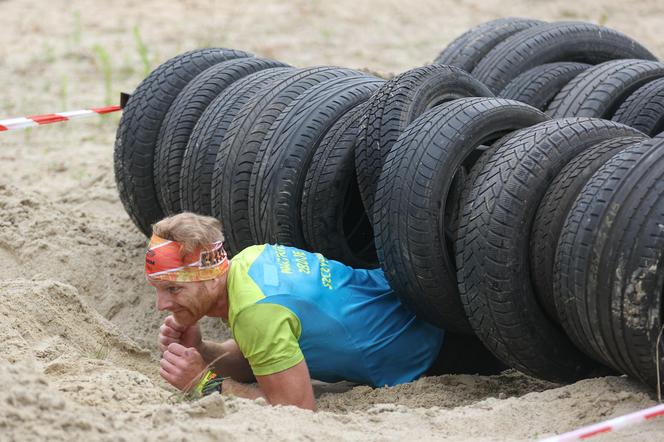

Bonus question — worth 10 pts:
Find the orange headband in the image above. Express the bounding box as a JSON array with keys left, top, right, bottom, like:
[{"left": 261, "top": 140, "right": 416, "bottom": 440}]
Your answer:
[{"left": 145, "top": 234, "right": 229, "bottom": 282}]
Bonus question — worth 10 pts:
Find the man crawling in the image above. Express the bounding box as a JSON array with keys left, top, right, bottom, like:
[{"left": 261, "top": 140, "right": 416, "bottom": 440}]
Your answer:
[{"left": 147, "top": 212, "right": 501, "bottom": 410}]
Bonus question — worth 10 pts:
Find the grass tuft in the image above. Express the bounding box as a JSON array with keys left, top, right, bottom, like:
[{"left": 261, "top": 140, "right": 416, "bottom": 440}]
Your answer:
[
  {"left": 93, "top": 342, "right": 110, "bottom": 360},
  {"left": 133, "top": 26, "right": 151, "bottom": 77},
  {"left": 72, "top": 10, "right": 82, "bottom": 45},
  {"left": 82, "top": 340, "right": 110, "bottom": 360},
  {"left": 93, "top": 44, "right": 113, "bottom": 106},
  {"left": 59, "top": 76, "right": 69, "bottom": 110}
]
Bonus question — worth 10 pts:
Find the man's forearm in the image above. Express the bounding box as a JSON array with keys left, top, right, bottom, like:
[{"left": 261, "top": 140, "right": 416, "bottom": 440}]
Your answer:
[{"left": 198, "top": 339, "right": 255, "bottom": 383}]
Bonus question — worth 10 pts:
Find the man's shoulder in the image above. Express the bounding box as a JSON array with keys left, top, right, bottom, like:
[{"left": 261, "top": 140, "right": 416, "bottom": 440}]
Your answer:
[
  {"left": 227, "top": 245, "right": 271, "bottom": 326},
  {"left": 228, "top": 244, "right": 275, "bottom": 288},
  {"left": 232, "top": 244, "right": 268, "bottom": 265}
]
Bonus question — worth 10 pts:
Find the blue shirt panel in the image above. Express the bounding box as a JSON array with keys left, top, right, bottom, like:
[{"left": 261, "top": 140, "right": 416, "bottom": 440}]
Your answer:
[{"left": 245, "top": 244, "right": 444, "bottom": 387}]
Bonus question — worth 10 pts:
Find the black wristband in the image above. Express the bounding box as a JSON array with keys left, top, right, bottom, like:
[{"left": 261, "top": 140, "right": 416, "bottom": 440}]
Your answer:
[{"left": 201, "top": 376, "right": 227, "bottom": 396}]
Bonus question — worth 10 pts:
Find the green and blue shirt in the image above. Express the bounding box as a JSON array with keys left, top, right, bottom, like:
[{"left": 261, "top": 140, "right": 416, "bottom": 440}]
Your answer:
[{"left": 227, "top": 244, "right": 444, "bottom": 387}]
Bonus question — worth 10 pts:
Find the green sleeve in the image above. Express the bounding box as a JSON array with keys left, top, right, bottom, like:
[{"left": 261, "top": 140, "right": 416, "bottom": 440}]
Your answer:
[{"left": 231, "top": 303, "right": 304, "bottom": 376}]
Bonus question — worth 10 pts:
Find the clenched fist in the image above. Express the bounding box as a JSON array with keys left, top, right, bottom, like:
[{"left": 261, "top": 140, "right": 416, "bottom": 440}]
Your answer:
[
  {"left": 158, "top": 315, "right": 202, "bottom": 353},
  {"left": 159, "top": 342, "right": 207, "bottom": 392}
]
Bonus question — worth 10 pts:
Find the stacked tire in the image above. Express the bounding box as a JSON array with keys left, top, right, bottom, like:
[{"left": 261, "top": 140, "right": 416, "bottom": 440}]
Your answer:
[
  {"left": 428, "top": 19, "right": 662, "bottom": 385},
  {"left": 114, "top": 19, "right": 664, "bottom": 390},
  {"left": 114, "top": 50, "right": 391, "bottom": 269}
]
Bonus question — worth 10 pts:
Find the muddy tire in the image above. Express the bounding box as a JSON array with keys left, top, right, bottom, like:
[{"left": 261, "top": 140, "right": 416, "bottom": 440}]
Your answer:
[
  {"left": 114, "top": 48, "right": 252, "bottom": 236},
  {"left": 554, "top": 136, "right": 664, "bottom": 387},
  {"left": 373, "top": 97, "right": 548, "bottom": 333},
  {"left": 456, "top": 118, "right": 643, "bottom": 382},
  {"left": 530, "top": 135, "right": 646, "bottom": 324}
]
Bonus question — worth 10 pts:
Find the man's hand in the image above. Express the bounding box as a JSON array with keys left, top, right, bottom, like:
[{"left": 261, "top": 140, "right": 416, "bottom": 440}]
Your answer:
[
  {"left": 159, "top": 343, "right": 208, "bottom": 392},
  {"left": 158, "top": 315, "right": 202, "bottom": 352}
]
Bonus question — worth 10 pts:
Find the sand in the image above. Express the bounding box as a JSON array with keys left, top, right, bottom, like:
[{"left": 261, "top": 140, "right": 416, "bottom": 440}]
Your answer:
[{"left": 1, "top": 0, "right": 664, "bottom": 440}]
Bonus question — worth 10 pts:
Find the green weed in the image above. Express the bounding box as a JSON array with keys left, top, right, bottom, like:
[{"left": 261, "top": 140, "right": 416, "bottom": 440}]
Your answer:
[
  {"left": 40, "top": 43, "right": 56, "bottom": 64},
  {"left": 133, "top": 25, "right": 151, "bottom": 77},
  {"left": 23, "top": 127, "right": 32, "bottom": 144},
  {"left": 93, "top": 343, "right": 110, "bottom": 360},
  {"left": 59, "top": 76, "right": 68, "bottom": 110},
  {"left": 0, "top": 102, "right": 13, "bottom": 117},
  {"left": 72, "top": 168, "right": 88, "bottom": 181},
  {"left": 93, "top": 44, "right": 113, "bottom": 106},
  {"left": 72, "top": 10, "right": 82, "bottom": 45},
  {"left": 47, "top": 160, "right": 68, "bottom": 172},
  {"left": 169, "top": 391, "right": 196, "bottom": 404},
  {"left": 560, "top": 9, "right": 579, "bottom": 19},
  {"left": 82, "top": 341, "right": 110, "bottom": 360}
]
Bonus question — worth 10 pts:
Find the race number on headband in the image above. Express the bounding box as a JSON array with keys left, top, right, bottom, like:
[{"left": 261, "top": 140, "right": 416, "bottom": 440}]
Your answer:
[{"left": 145, "top": 234, "right": 229, "bottom": 282}]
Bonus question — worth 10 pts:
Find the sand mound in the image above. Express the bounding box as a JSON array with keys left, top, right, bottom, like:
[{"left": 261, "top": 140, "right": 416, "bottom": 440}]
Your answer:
[
  {"left": 1, "top": 356, "right": 659, "bottom": 441},
  {"left": 0, "top": 184, "right": 230, "bottom": 349},
  {"left": 317, "top": 371, "right": 558, "bottom": 412},
  {"left": 1, "top": 278, "right": 661, "bottom": 441},
  {"left": 0, "top": 358, "right": 234, "bottom": 441},
  {"left": 0, "top": 279, "right": 153, "bottom": 372}
]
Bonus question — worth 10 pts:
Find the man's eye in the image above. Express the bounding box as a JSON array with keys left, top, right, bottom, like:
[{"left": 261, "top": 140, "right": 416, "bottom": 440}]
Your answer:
[{"left": 168, "top": 287, "right": 181, "bottom": 294}]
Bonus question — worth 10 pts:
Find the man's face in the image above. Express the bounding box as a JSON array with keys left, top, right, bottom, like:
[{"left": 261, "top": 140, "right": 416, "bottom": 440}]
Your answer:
[{"left": 148, "top": 279, "right": 213, "bottom": 326}]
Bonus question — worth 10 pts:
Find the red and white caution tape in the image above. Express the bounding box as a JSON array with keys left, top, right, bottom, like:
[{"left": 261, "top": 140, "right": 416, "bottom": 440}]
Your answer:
[
  {"left": 541, "top": 403, "right": 664, "bottom": 441},
  {"left": 0, "top": 105, "right": 121, "bottom": 132}
]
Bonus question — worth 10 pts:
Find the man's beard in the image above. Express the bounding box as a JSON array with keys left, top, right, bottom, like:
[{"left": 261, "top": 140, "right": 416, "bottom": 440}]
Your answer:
[{"left": 174, "top": 283, "right": 211, "bottom": 326}]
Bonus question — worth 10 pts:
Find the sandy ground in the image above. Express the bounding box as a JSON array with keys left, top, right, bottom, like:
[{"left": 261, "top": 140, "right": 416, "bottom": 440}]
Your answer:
[{"left": 1, "top": 0, "right": 664, "bottom": 440}]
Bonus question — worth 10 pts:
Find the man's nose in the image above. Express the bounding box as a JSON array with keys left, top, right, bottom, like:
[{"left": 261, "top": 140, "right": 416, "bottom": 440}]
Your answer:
[{"left": 156, "top": 290, "right": 173, "bottom": 311}]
